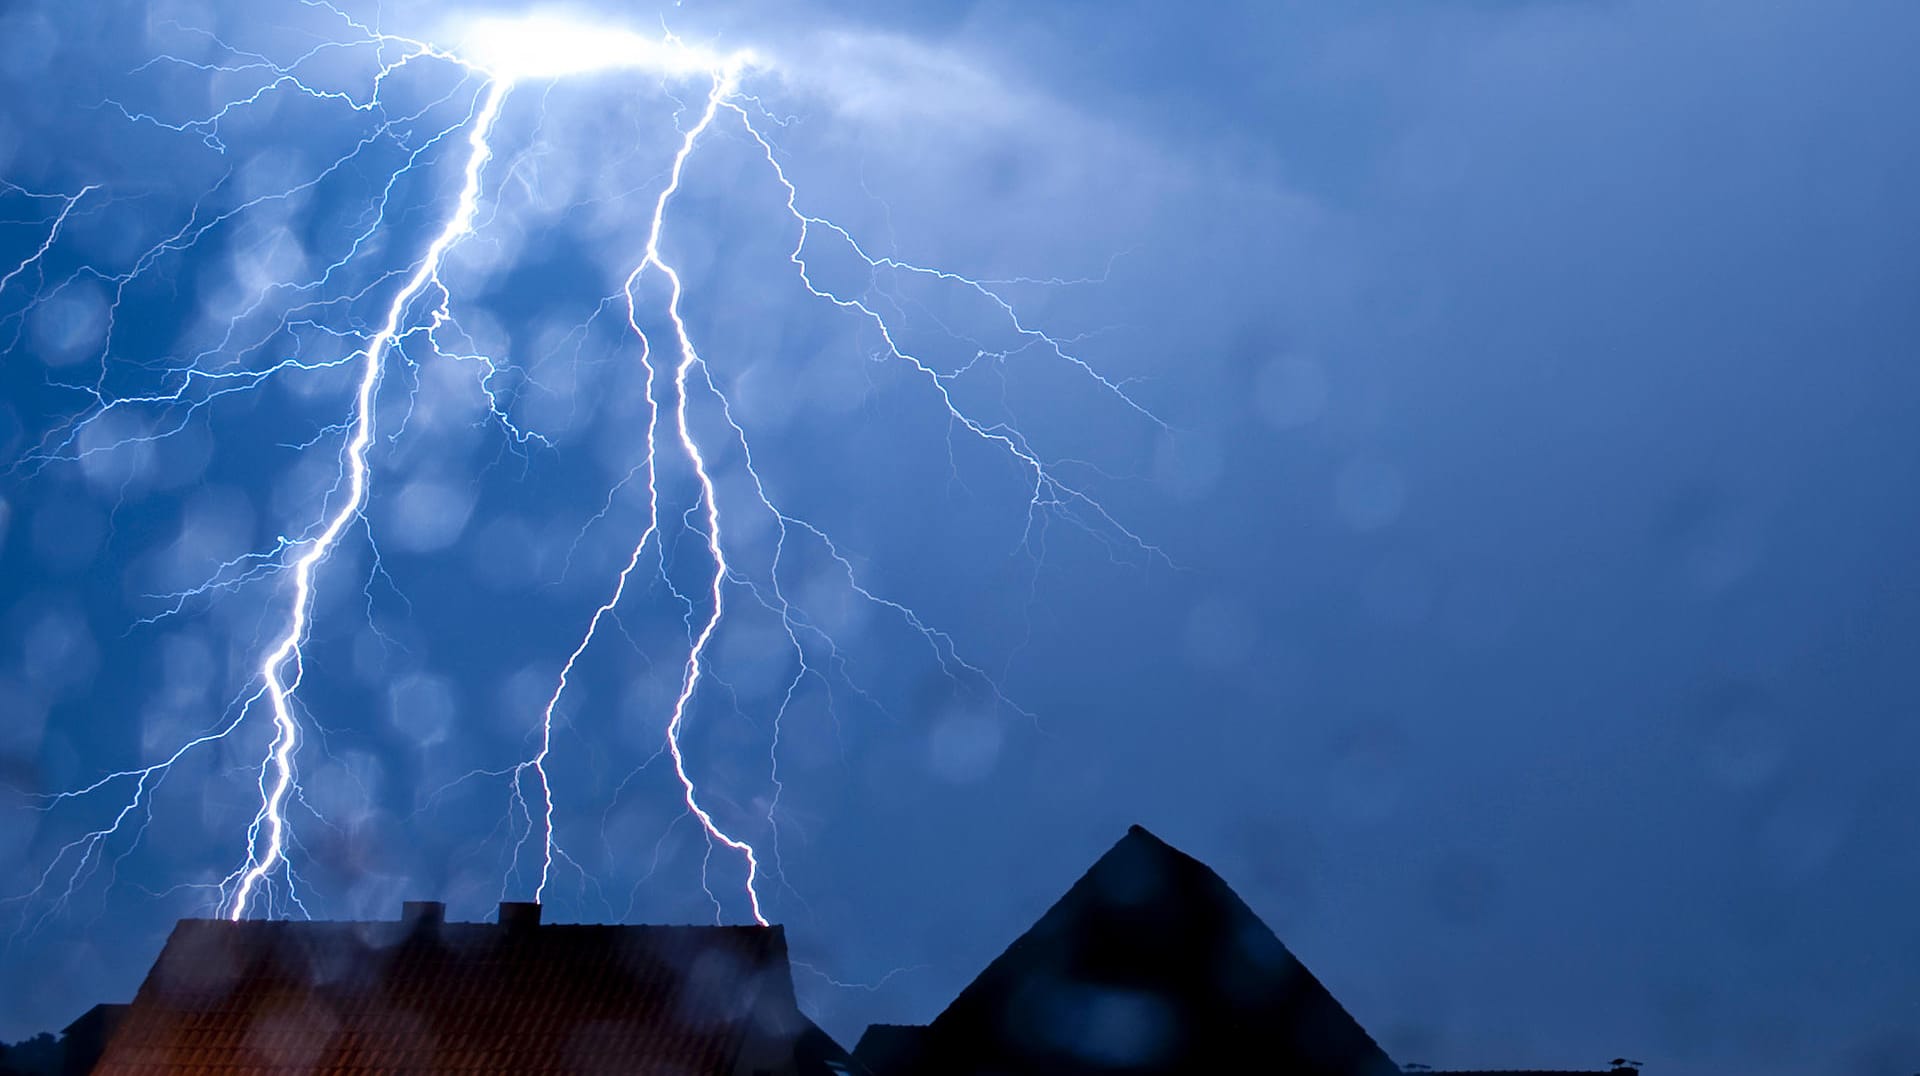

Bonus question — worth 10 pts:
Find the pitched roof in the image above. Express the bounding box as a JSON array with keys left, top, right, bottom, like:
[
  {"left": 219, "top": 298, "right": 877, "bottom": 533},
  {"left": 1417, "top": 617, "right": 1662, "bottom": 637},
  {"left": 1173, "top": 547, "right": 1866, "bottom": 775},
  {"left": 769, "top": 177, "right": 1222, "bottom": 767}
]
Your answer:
[
  {"left": 93, "top": 909, "right": 843, "bottom": 1075},
  {"left": 860, "top": 825, "right": 1400, "bottom": 1075},
  {"left": 850, "top": 1024, "right": 927, "bottom": 1074}
]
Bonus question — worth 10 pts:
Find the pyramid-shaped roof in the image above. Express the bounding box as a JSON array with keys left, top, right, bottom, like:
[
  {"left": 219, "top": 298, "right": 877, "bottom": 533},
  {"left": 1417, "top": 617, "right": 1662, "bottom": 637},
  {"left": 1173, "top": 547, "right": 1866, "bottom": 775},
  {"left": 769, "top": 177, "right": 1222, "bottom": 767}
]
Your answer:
[
  {"left": 92, "top": 908, "right": 848, "bottom": 1074},
  {"left": 861, "top": 825, "right": 1400, "bottom": 1075}
]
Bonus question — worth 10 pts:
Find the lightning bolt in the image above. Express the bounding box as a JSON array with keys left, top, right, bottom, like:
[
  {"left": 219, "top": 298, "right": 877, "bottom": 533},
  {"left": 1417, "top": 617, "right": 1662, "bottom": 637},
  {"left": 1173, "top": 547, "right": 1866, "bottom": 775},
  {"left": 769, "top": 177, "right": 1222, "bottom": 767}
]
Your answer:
[
  {"left": 225, "top": 78, "right": 513, "bottom": 920},
  {"left": 3, "top": 16, "right": 490, "bottom": 926},
  {"left": 0, "top": 183, "right": 98, "bottom": 301},
  {"left": 5, "top": 2, "right": 1160, "bottom": 938},
  {"left": 510, "top": 49, "right": 1161, "bottom": 924}
]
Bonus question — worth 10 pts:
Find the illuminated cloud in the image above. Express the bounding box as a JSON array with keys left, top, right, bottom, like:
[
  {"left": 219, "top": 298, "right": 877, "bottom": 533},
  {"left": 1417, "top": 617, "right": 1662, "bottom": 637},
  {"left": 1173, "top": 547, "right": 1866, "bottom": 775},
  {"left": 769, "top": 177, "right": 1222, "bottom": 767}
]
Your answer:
[{"left": 440, "top": 10, "right": 758, "bottom": 82}]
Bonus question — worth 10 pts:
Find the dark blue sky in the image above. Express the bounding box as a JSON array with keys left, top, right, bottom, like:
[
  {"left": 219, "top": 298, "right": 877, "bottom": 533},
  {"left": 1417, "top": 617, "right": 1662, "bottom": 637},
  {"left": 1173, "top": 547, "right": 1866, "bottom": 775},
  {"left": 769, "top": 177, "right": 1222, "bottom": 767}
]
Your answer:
[{"left": 3, "top": 2, "right": 1918, "bottom": 1073}]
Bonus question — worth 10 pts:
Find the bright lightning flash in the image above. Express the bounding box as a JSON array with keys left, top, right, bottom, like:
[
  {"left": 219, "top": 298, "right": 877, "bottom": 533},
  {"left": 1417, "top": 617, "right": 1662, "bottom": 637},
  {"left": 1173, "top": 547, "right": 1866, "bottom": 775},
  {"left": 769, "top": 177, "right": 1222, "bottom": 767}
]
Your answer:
[
  {"left": 5, "top": 2, "right": 1159, "bottom": 945},
  {"left": 451, "top": 14, "right": 755, "bottom": 82}
]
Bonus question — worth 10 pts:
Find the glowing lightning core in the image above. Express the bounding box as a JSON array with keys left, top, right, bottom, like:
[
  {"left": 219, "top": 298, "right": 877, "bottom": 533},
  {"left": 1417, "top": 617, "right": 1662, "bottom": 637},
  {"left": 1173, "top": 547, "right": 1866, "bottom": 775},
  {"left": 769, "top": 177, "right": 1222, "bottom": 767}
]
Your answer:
[{"left": 451, "top": 15, "right": 751, "bottom": 82}]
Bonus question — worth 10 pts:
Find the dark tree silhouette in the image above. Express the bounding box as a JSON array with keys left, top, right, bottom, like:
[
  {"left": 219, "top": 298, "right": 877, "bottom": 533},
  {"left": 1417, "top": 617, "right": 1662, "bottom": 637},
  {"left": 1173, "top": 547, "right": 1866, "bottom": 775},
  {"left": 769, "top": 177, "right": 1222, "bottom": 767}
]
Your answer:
[{"left": 0, "top": 1032, "right": 62, "bottom": 1076}]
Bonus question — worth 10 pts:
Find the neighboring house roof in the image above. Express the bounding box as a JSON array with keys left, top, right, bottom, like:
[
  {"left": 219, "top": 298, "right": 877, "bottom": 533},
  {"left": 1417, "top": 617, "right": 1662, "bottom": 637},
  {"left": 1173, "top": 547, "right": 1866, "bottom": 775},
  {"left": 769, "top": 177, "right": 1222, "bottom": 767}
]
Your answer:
[
  {"left": 850, "top": 1024, "right": 927, "bottom": 1073},
  {"left": 92, "top": 903, "right": 851, "bottom": 1075},
  {"left": 857, "top": 825, "right": 1402, "bottom": 1076}
]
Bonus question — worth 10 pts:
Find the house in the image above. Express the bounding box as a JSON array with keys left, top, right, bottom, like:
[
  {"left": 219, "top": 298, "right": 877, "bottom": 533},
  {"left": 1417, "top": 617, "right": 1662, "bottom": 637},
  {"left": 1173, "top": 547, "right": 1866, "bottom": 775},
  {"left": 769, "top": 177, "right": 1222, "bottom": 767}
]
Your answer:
[
  {"left": 89, "top": 900, "right": 855, "bottom": 1075},
  {"left": 55, "top": 1005, "right": 126, "bottom": 1076},
  {"left": 0, "top": 1003, "right": 125, "bottom": 1076},
  {"left": 851, "top": 825, "right": 1634, "bottom": 1076}
]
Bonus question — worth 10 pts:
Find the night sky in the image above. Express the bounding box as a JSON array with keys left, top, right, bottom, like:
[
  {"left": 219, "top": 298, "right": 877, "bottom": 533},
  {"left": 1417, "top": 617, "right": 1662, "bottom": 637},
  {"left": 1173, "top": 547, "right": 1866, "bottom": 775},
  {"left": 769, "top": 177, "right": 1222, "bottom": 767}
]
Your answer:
[{"left": 3, "top": 2, "right": 1918, "bottom": 1074}]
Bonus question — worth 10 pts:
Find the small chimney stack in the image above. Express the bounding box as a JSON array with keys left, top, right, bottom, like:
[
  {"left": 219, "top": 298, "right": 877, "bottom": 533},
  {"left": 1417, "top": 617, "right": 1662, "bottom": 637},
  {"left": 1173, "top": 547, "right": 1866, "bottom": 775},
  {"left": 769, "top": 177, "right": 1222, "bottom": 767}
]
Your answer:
[
  {"left": 401, "top": 900, "right": 446, "bottom": 927},
  {"left": 498, "top": 901, "right": 541, "bottom": 931}
]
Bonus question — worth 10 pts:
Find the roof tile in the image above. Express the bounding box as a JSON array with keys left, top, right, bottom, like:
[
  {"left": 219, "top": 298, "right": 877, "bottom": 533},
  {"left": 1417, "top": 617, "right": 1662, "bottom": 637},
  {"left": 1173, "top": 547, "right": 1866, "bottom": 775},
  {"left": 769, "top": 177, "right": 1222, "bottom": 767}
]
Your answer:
[{"left": 93, "top": 918, "right": 804, "bottom": 1075}]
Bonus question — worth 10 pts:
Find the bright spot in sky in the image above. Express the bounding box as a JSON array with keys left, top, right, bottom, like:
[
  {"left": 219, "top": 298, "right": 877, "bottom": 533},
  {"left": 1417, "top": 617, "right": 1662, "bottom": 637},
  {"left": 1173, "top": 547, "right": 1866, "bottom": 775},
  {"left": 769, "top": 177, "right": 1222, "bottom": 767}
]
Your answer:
[{"left": 447, "top": 13, "right": 757, "bottom": 82}]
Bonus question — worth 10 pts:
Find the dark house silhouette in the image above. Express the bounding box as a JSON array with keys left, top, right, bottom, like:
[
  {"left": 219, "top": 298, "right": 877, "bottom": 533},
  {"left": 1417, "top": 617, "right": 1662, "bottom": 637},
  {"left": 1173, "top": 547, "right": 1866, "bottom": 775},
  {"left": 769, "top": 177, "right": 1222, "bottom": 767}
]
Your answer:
[
  {"left": 852, "top": 825, "right": 1633, "bottom": 1076},
  {"left": 90, "top": 900, "right": 853, "bottom": 1075},
  {"left": 0, "top": 1004, "right": 125, "bottom": 1076}
]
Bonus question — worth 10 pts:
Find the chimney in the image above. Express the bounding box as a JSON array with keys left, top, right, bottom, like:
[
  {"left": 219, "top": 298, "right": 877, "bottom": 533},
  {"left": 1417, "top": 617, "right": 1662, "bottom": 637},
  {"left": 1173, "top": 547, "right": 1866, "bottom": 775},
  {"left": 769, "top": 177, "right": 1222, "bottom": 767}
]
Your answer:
[
  {"left": 498, "top": 901, "right": 542, "bottom": 930},
  {"left": 401, "top": 900, "right": 446, "bottom": 927}
]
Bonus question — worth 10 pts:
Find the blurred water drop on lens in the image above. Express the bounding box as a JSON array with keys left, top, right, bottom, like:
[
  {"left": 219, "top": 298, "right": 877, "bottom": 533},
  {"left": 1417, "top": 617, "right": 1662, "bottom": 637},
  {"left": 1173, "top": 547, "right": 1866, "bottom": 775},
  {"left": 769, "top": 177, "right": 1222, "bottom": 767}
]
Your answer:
[
  {"left": 1184, "top": 596, "right": 1257, "bottom": 671},
  {"left": 1047, "top": 987, "right": 1174, "bottom": 1068},
  {"left": 1756, "top": 791, "right": 1850, "bottom": 882},
  {"left": 389, "top": 673, "right": 457, "bottom": 748},
  {"left": 1324, "top": 721, "right": 1404, "bottom": 823},
  {"left": 1150, "top": 429, "right": 1225, "bottom": 501},
  {"left": 927, "top": 707, "right": 1002, "bottom": 783},
  {"left": 1694, "top": 682, "right": 1788, "bottom": 790},
  {"left": 1427, "top": 850, "right": 1502, "bottom": 926},
  {"left": 1253, "top": 355, "right": 1328, "bottom": 430},
  {"left": 20, "top": 602, "right": 98, "bottom": 694},
  {"left": 1335, "top": 457, "right": 1405, "bottom": 532},
  {"left": 28, "top": 283, "right": 107, "bottom": 368},
  {"left": 0, "top": 402, "right": 21, "bottom": 463},
  {"left": 1652, "top": 481, "right": 1764, "bottom": 594},
  {"left": 76, "top": 410, "right": 159, "bottom": 492},
  {"left": 0, "top": 12, "right": 58, "bottom": 79},
  {"left": 0, "top": 675, "right": 48, "bottom": 764},
  {"left": 386, "top": 478, "right": 477, "bottom": 554}
]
